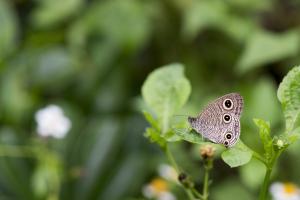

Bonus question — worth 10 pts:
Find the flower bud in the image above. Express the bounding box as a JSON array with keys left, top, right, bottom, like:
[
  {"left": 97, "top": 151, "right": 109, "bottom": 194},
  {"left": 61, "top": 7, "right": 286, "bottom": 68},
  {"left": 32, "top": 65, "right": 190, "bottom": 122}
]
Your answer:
[{"left": 200, "top": 144, "right": 215, "bottom": 159}]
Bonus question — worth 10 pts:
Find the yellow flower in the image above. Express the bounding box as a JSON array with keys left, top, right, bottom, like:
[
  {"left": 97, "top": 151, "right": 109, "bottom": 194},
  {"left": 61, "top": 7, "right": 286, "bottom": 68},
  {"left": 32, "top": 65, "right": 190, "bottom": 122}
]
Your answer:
[{"left": 270, "top": 182, "right": 300, "bottom": 200}]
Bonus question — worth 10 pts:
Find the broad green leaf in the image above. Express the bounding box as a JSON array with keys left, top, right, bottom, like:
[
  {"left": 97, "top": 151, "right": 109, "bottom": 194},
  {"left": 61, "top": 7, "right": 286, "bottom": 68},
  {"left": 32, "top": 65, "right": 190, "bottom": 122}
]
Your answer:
[
  {"left": 221, "top": 141, "right": 253, "bottom": 167},
  {"left": 174, "top": 129, "right": 205, "bottom": 145},
  {"left": 31, "top": 0, "right": 84, "bottom": 28},
  {"left": 0, "top": 0, "right": 18, "bottom": 60},
  {"left": 144, "top": 128, "right": 166, "bottom": 148},
  {"left": 277, "top": 66, "right": 300, "bottom": 133},
  {"left": 142, "top": 63, "right": 191, "bottom": 133},
  {"left": 253, "top": 118, "right": 273, "bottom": 158},
  {"left": 237, "top": 30, "right": 299, "bottom": 73}
]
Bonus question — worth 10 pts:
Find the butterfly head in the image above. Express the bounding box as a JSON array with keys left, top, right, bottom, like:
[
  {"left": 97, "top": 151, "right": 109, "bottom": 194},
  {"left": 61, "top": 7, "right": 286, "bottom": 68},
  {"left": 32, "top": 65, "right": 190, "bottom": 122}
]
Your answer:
[{"left": 188, "top": 116, "right": 198, "bottom": 128}]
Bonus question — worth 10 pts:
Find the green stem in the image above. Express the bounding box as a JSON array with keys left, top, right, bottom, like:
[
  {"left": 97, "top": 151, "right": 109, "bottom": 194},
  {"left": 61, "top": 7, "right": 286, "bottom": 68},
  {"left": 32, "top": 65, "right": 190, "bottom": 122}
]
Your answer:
[
  {"left": 165, "top": 144, "right": 179, "bottom": 172},
  {"left": 164, "top": 144, "right": 196, "bottom": 200},
  {"left": 259, "top": 150, "right": 282, "bottom": 200},
  {"left": 252, "top": 151, "right": 267, "bottom": 166},
  {"left": 203, "top": 167, "right": 210, "bottom": 200},
  {"left": 259, "top": 168, "right": 272, "bottom": 200},
  {"left": 192, "top": 187, "right": 204, "bottom": 199}
]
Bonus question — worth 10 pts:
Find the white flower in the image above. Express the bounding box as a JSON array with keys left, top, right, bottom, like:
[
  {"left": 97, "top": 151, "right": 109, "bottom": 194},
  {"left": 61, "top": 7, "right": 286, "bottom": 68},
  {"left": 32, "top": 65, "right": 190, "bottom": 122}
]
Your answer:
[
  {"left": 142, "top": 178, "right": 176, "bottom": 200},
  {"left": 157, "top": 191, "right": 176, "bottom": 200},
  {"left": 270, "top": 182, "right": 300, "bottom": 200},
  {"left": 158, "top": 164, "right": 178, "bottom": 182},
  {"left": 35, "top": 105, "right": 71, "bottom": 138}
]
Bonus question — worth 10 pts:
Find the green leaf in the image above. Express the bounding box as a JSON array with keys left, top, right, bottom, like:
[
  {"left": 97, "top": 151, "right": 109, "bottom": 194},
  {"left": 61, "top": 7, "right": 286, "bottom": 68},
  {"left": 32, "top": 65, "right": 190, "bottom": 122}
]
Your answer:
[
  {"left": 0, "top": 0, "right": 18, "bottom": 60},
  {"left": 31, "top": 0, "right": 84, "bottom": 28},
  {"left": 174, "top": 129, "right": 205, "bottom": 145},
  {"left": 81, "top": 0, "right": 151, "bottom": 51},
  {"left": 163, "top": 131, "right": 181, "bottom": 142},
  {"left": 142, "top": 111, "right": 160, "bottom": 131},
  {"left": 182, "top": 0, "right": 227, "bottom": 39},
  {"left": 144, "top": 128, "right": 166, "bottom": 148},
  {"left": 237, "top": 30, "right": 299, "bottom": 73},
  {"left": 253, "top": 118, "right": 273, "bottom": 158},
  {"left": 142, "top": 63, "right": 191, "bottom": 133},
  {"left": 221, "top": 141, "right": 253, "bottom": 167},
  {"left": 277, "top": 66, "right": 300, "bottom": 133}
]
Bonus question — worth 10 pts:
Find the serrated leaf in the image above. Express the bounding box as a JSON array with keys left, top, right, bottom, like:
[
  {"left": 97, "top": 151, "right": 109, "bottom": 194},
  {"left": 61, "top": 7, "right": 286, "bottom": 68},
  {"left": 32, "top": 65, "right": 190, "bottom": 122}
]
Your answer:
[
  {"left": 142, "top": 111, "right": 160, "bottom": 131},
  {"left": 221, "top": 140, "right": 253, "bottom": 168},
  {"left": 253, "top": 118, "right": 273, "bottom": 157},
  {"left": 277, "top": 66, "right": 300, "bottom": 133},
  {"left": 142, "top": 63, "right": 191, "bottom": 133},
  {"left": 174, "top": 129, "right": 205, "bottom": 144},
  {"left": 237, "top": 30, "right": 299, "bottom": 73},
  {"left": 144, "top": 128, "right": 166, "bottom": 148}
]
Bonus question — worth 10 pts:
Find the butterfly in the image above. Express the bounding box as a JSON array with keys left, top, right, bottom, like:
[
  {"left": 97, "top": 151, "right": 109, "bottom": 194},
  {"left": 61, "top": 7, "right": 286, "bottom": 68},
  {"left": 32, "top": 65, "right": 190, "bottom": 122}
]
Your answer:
[{"left": 188, "top": 93, "right": 243, "bottom": 147}]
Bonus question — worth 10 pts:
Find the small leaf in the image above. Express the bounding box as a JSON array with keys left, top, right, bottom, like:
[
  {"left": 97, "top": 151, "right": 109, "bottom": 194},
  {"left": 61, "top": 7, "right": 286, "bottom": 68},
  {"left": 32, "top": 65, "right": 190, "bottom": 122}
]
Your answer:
[
  {"left": 174, "top": 129, "right": 205, "bottom": 145},
  {"left": 144, "top": 128, "right": 166, "bottom": 148},
  {"left": 163, "top": 131, "right": 181, "bottom": 142},
  {"left": 237, "top": 30, "right": 299, "bottom": 73},
  {"left": 142, "top": 63, "right": 191, "bottom": 133},
  {"left": 142, "top": 111, "right": 160, "bottom": 131},
  {"left": 277, "top": 66, "right": 300, "bottom": 133},
  {"left": 222, "top": 140, "right": 253, "bottom": 168},
  {"left": 253, "top": 118, "right": 273, "bottom": 157}
]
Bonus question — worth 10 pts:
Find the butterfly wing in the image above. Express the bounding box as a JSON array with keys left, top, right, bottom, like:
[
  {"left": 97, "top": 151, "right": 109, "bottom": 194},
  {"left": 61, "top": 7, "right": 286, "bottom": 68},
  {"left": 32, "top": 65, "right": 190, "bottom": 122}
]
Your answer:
[{"left": 188, "top": 93, "right": 243, "bottom": 147}]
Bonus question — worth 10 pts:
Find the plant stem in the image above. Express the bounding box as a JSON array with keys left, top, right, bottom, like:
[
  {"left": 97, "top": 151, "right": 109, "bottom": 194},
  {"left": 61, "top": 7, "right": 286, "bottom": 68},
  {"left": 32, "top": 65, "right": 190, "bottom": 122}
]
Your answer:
[
  {"left": 259, "top": 168, "right": 272, "bottom": 200},
  {"left": 203, "top": 167, "right": 210, "bottom": 200},
  {"left": 164, "top": 144, "right": 197, "bottom": 200},
  {"left": 192, "top": 187, "right": 204, "bottom": 199},
  {"left": 252, "top": 151, "right": 267, "bottom": 166},
  {"left": 259, "top": 150, "right": 282, "bottom": 200},
  {"left": 165, "top": 144, "right": 179, "bottom": 172}
]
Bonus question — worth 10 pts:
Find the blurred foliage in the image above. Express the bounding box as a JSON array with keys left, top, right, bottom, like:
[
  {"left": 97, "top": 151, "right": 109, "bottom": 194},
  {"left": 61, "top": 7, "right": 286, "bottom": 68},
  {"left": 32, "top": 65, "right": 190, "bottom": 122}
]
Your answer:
[{"left": 0, "top": 0, "right": 300, "bottom": 200}]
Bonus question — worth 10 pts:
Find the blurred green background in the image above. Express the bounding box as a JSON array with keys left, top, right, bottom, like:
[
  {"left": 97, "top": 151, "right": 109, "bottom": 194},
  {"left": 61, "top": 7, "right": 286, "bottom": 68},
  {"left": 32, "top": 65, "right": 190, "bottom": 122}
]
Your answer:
[{"left": 1, "top": 0, "right": 300, "bottom": 199}]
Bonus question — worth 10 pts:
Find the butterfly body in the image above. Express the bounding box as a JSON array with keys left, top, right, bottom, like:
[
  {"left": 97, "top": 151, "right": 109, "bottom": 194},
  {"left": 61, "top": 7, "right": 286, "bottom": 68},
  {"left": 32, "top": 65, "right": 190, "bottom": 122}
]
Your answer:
[{"left": 188, "top": 93, "right": 243, "bottom": 147}]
